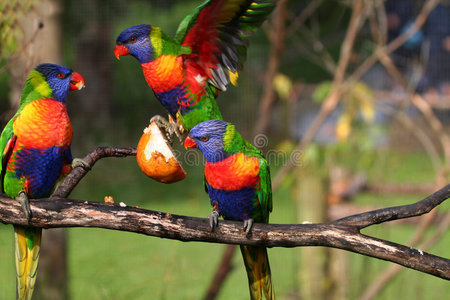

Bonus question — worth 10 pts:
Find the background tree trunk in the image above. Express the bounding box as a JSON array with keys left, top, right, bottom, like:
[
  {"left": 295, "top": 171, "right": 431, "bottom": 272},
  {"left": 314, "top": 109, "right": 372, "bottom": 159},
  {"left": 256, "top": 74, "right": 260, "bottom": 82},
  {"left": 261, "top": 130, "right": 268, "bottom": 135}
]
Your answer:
[
  {"left": 70, "top": 0, "right": 113, "bottom": 143},
  {"left": 296, "top": 170, "right": 328, "bottom": 299}
]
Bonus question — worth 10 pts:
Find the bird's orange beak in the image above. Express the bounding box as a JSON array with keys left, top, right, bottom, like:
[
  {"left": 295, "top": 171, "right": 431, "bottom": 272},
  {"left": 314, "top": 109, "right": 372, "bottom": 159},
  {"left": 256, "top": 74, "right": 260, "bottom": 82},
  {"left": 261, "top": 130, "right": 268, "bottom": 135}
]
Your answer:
[
  {"left": 114, "top": 43, "right": 129, "bottom": 60},
  {"left": 70, "top": 72, "right": 85, "bottom": 91},
  {"left": 184, "top": 136, "right": 197, "bottom": 149}
]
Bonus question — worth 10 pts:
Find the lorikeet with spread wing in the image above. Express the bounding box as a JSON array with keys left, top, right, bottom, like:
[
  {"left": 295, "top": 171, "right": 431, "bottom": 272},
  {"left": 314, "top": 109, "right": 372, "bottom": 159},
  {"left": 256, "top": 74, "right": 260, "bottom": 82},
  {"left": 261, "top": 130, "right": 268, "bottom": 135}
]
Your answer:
[
  {"left": 114, "top": 0, "right": 277, "bottom": 134},
  {"left": 184, "top": 119, "right": 274, "bottom": 300},
  {"left": 0, "top": 63, "right": 85, "bottom": 300}
]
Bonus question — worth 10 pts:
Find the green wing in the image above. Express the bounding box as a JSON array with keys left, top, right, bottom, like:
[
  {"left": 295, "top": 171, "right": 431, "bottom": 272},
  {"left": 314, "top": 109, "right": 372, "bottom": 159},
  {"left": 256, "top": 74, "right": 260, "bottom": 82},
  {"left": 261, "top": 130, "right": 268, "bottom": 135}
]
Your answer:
[
  {"left": 0, "top": 118, "right": 16, "bottom": 175},
  {"left": 242, "top": 139, "right": 272, "bottom": 223},
  {"left": 174, "top": 0, "right": 209, "bottom": 43},
  {"left": 0, "top": 117, "right": 18, "bottom": 193},
  {"left": 257, "top": 156, "right": 272, "bottom": 223}
]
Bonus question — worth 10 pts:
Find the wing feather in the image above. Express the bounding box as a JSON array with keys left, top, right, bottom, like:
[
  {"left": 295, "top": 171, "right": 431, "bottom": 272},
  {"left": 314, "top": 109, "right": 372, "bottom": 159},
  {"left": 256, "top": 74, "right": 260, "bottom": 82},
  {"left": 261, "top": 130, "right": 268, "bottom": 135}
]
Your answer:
[
  {"left": 257, "top": 157, "right": 272, "bottom": 223},
  {"left": 175, "top": 0, "right": 276, "bottom": 91},
  {"left": 0, "top": 118, "right": 17, "bottom": 188}
]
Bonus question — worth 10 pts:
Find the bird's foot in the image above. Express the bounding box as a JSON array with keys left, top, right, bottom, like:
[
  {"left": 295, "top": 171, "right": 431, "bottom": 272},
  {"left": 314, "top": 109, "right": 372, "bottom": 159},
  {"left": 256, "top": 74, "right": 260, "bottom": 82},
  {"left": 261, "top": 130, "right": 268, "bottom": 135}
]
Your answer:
[
  {"left": 208, "top": 210, "right": 220, "bottom": 232},
  {"left": 150, "top": 115, "right": 183, "bottom": 144},
  {"left": 16, "top": 191, "right": 31, "bottom": 221},
  {"left": 243, "top": 218, "right": 254, "bottom": 235},
  {"left": 72, "top": 158, "right": 91, "bottom": 171}
]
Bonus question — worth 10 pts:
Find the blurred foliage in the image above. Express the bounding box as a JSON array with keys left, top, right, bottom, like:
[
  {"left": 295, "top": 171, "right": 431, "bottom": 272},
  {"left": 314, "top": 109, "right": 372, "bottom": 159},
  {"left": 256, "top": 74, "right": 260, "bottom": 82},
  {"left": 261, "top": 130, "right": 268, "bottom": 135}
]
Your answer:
[
  {"left": 301, "top": 120, "right": 380, "bottom": 177},
  {"left": 0, "top": 0, "right": 35, "bottom": 60},
  {"left": 274, "top": 73, "right": 293, "bottom": 101},
  {"left": 313, "top": 80, "right": 375, "bottom": 141}
]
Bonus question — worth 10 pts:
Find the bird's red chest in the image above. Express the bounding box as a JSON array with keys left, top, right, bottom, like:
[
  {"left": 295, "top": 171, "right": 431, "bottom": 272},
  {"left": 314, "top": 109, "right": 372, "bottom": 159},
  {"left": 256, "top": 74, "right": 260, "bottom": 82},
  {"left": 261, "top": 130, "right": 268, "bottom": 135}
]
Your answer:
[
  {"left": 141, "top": 55, "right": 185, "bottom": 93},
  {"left": 205, "top": 153, "right": 260, "bottom": 191},
  {"left": 13, "top": 99, "right": 73, "bottom": 149}
]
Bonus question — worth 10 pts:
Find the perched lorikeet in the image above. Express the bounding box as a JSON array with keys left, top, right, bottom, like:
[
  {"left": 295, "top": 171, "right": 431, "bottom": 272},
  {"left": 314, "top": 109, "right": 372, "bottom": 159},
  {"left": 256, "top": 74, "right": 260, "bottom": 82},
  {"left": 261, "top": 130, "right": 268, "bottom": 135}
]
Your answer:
[
  {"left": 114, "top": 0, "right": 277, "bottom": 134},
  {"left": 0, "top": 63, "right": 85, "bottom": 300},
  {"left": 184, "top": 119, "right": 274, "bottom": 300}
]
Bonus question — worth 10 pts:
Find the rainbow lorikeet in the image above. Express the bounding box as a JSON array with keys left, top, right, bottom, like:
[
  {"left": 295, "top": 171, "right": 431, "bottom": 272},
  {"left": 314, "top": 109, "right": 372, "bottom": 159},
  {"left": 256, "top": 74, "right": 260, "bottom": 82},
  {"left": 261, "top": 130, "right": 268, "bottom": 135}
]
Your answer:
[
  {"left": 0, "top": 63, "right": 85, "bottom": 300},
  {"left": 184, "top": 119, "right": 274, "bottom": 300},
  {"left": 114, "top": 0, "right": 277, "bottom": 136}
]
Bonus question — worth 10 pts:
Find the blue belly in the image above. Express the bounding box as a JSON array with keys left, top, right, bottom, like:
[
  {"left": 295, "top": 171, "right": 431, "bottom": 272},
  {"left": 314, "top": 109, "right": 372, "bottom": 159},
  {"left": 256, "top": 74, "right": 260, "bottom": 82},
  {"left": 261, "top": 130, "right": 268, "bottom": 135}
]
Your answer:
[
  {"left": 10, "top": 146, "right": 68, "bottom": 198},
  {"left": 154, "top": 85, "right": 190, "bottom": 119},
  {"left": 207, "top": 186, "right": 257, "bottom": 221}
]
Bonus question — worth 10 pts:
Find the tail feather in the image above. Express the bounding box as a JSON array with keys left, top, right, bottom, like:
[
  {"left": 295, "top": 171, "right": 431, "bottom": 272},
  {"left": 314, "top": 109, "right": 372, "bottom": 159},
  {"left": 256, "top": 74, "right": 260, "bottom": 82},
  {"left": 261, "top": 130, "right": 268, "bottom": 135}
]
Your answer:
[
  {"left": 14, "top": 226, "right": 41, "bottom": 300},
  {"left": 240, "top": 245, "right": 275, "bottom": 300}
]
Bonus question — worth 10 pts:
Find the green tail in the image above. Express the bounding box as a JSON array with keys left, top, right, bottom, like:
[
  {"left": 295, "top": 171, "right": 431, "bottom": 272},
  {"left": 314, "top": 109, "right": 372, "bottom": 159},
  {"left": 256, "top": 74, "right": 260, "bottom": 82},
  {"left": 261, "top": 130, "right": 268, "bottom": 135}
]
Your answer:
[
  {"left": 14, "top": 226, "right": 41, "bottom": 300},
  {"left": 240, "top": 245, "right": 275, "bottom": 300}
]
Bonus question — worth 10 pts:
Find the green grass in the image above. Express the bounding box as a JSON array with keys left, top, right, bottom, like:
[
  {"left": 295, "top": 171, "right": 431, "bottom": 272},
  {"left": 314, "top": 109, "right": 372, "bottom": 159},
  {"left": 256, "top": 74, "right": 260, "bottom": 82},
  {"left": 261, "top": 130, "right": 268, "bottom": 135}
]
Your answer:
[{"left": 0, "top": 151, "right": 448, "bottom": 299}]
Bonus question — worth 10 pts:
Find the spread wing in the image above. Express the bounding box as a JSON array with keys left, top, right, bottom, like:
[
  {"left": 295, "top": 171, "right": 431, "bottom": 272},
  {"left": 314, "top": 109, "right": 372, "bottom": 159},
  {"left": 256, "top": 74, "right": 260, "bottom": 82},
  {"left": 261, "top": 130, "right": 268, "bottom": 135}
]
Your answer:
[{"left": 175, "top": 0, "right": 276, "bottom": 91}]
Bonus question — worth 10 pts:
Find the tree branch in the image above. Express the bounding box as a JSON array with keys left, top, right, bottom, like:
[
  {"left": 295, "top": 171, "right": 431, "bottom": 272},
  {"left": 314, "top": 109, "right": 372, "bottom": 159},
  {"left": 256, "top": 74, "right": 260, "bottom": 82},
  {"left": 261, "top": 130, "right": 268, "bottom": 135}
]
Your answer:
[
  {"left": 1, "top": 184, "right": 449, "bottom": 280},
  {"left": 333, "top": 184, "right": 450, "bottom": 229}
]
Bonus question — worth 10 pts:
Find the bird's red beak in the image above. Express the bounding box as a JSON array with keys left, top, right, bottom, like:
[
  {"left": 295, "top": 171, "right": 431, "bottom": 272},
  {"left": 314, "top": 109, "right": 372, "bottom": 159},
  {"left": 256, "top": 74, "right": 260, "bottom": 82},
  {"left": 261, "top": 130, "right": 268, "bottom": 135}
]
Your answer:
[
  {"left": 114, "top": 44, "right": 129, "bottom": 60},
  {"left": 70, "top": 72, "right": 85, "bottom": 91},
  {"left": 184, "top": 136, "right": 197, "bottom": 149}
]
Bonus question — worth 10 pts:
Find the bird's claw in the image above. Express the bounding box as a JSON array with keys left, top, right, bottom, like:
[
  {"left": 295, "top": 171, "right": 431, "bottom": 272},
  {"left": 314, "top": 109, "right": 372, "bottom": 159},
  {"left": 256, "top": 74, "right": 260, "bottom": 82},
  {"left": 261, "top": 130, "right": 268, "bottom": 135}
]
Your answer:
[
  {"left": 208, "top": 210, "right": 219, "bottom": 232},
  {"left": 150, "top": 115, "right": 183, "bottom": 144},
  {"left": 72, "top": 158, "right": 91, "bottom": 171},
  {"left": 243, "top": 218, "right": 254, "bottom": 235},
  {"left": 16, "top": 191, "right": 31, "bottom": 221}
]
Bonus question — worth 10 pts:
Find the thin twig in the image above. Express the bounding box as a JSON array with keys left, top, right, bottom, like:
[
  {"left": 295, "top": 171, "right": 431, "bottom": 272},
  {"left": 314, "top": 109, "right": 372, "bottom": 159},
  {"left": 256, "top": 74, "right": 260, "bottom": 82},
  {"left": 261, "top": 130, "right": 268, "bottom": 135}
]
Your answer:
[
  {"left": 286, "top": 0, "right": 322, "bottom": 37},
  {"left": 52, "top": 146, "right": 136, "bottom": 198},
  {"left": 346, "top": 0, "right": 439, "bottom": 86}
]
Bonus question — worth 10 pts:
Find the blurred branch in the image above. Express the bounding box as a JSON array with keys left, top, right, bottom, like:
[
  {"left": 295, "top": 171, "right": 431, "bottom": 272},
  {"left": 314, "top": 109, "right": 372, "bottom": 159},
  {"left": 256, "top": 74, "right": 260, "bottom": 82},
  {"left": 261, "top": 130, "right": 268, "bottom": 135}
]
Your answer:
[
  {"left": 374, "top": 29, "right": 450, "bottom": 183},
  {"left": 273, "top": 0, "right": 365, "bottom": 189},
  {"left": 255, "top": 0, "right": 287, "bottom": 135},
  {"left": 273, "top": 0, "right": 440, "bottom": 189},
  {"left": 379, "top": 103, "right": 442, "bottom": 173},
  {"left": 0, "top": 185, "right": 448, "bottom": 279},
  {"left": 411, "top": 94, "right": 450, "bottom": 169},
  {"left": 347, "top": 0, "right": 439, "bottom": 85},
  {"left": 286, "top": 0, "right": 322, "bottom": 37},
  {"left": 203, "top": 244, "right": 236, "bottom": 300}
]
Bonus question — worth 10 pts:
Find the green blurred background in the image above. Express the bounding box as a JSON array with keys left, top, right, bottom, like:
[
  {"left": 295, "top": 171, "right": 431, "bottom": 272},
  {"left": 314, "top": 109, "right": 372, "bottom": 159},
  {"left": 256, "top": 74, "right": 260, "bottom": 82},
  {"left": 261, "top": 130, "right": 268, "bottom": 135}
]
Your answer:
[{"left": 0, "top": 0, "right": 449, "bottom": 299}]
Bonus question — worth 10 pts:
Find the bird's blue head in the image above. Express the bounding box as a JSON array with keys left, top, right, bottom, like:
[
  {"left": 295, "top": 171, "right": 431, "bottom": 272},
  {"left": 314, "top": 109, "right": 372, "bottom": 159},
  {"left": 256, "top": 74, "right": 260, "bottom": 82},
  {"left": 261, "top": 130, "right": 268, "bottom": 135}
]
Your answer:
[
  {"left": 114, "top": 24, "right": 153, "bottom": 64},
  {"left": 34, "top": 63, "right": 85, "bottom": 102},
  {"left": 184, "top": 119, "right": 233, "bottom": 163}
]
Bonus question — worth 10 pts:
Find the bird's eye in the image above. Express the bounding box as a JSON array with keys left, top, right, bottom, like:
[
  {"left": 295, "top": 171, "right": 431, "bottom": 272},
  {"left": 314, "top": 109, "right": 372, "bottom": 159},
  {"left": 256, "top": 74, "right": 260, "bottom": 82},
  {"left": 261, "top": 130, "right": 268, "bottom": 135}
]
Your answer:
[
  {"left": 57, "top": 72, "right": 64, "bottom": 79},
  {"left": 129, "top": 36, "right": 137, "bottom": 43},
  {"left": 200, "top": 136, "right": 209, "bottom": 142}
]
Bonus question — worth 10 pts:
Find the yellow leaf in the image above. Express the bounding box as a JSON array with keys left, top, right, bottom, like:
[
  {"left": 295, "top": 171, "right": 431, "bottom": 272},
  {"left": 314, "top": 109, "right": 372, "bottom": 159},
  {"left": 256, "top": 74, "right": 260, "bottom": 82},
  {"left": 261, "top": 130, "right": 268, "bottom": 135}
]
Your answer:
[
  {"left": 350, "top": 82, "right": 375, "bottom": 122},
  {"left": 336, "top": 113, "right": 352, "bottom": 141},
  {"left": 273, "top": 73, "right": 293, "bottom": 101}
]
